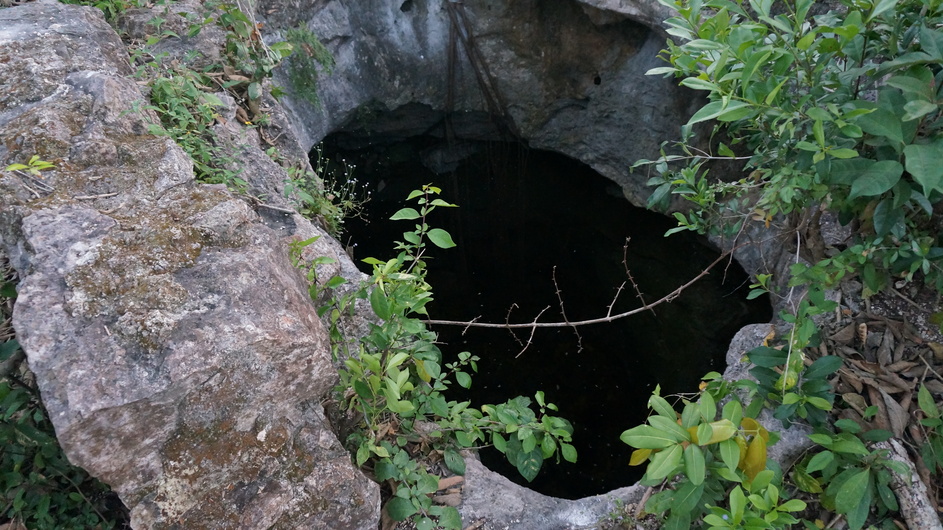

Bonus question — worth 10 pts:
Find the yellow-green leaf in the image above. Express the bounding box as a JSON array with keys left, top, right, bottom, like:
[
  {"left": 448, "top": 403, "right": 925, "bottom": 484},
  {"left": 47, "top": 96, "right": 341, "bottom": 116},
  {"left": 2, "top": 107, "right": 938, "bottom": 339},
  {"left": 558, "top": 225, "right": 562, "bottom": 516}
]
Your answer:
[
  {"left": 629, "top": 448, "right": 652, "bottom": 466},
  {"left": 740, "top": 434, "right": 767, "bottom": 480}
]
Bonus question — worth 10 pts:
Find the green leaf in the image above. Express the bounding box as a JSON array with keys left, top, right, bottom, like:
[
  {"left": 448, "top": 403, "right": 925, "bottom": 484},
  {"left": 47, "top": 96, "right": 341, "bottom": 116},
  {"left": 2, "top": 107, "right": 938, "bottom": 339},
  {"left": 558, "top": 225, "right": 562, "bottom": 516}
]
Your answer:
[
  {"left": 779, "top": 498, "right": 807, "bottom": 513},
  {"left": 827, "top": 158, "right": 874, "bottom": 186},
  {"left": 903, "top": 99, "right": 938, "bottom": 122},
  {"left": 918, "top": 385, "right": 939, "bottom": 418},
  {"left": 386, "top": 496, "right": 417, "bottom": 521},
  {"left": 671, "top": 480, "right": 706, "bottom": 515},
  {"left": 804, "top": 355, "right": 842, "bottom": 380},
  {"left": 680, "top": 77, "right": 719, "bottom": 91},
  {"left": 905, "top": 141, "right": 943, "bottom": 196},
  {"left": 719, "top": 438, "right": 741, "bottom": 472},
  {"left": 730, "top": 485, "right": 746, "bottom": 523},
  {"left": 390, "top": 208, "right": 421, "bottom": 220},
  {"left": 375, "top": 461, "right": 397, "bottom": 481},
  {"left": 646, "top": 66, "right": 679, "bottom": 76},
  {"left": 687, "top": 100, "right": 752, "bottom": 125},
  {"left": 805, "top": 450, "right": 834, "bottom": 473},
  {"left": 699, "top": 391, "right": 716, "bottom": 421},
  {"left": 847, "top": 160, "right": 903, "bottom": 200},
  {"left": 684, "top": 444, "right": 706, "bottom": 485},
  {"left": 561, "top": 442, "right": 578, "bottom": 463},
  {"left": 493, "top": 433, "right": 508, "bottom": 453},
  {"left": 747, "top": 346, "right": 787, "bottom": 368},
  {"left": 646, "top": 444, "right": 683, "bottom": 481},
  {"left": 516, "top": 448, "right": 544, "bottom": 482},
  {"left": 620, "top": 425, "right": 682, "bottom": 449},
  {"left": 792, "top": 466, "right": 823, "bottom": 493},
  {"left": 427, "top": 228, "right": 457, "bottom": 249},
  {"left": 835, "top": 469, "right": 871, "bottom": 514},
  {"left": 856, "top": 107, "right": 904, "bottom": 147},
  {"left": 444, "top": 447, "right": 465, "bottom": 475},
  {"left": 867, "top": 0, "right": 899, "bottom": 21},
  {"left": 386, "top": 399, "right": 414, "bottom": 414},
  {"left": 370, "top": 286, "right": 391, "bottom": 320},
  {"left": 829, "top": 148, "right": 859, "bottom": 159},
  {"left": 455, "top": 371, "right": 472, "bottom": 389},
  {"left": 438, "top": 506, "right": 462, "bottom": 529},
  {"left": 648, "top": 415, "right": 691, "bottom": 442},
  {"left": 247, "top": 82, "right": 262, "bottom": 101},
  {"left": 649, "top": 394, "right": 677, "bottom": 419}
]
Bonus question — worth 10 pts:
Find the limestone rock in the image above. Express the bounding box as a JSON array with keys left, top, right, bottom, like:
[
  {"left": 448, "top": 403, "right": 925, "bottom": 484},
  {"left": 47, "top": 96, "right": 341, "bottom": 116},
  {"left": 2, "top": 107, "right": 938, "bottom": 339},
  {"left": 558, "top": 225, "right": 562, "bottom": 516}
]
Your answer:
[
  {"left": 264, "top": 0, "right": 700, "bottom": 206},
  {"left": 0, "top": 1, "right": 378, "bottom": 527}
]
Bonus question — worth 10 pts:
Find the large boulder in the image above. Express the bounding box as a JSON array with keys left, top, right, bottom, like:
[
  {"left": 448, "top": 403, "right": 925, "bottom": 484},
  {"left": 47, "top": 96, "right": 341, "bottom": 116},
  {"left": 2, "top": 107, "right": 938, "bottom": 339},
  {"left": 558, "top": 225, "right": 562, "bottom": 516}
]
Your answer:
[{"left": 0, "top": 1, "right": 378, "bottom": 527}]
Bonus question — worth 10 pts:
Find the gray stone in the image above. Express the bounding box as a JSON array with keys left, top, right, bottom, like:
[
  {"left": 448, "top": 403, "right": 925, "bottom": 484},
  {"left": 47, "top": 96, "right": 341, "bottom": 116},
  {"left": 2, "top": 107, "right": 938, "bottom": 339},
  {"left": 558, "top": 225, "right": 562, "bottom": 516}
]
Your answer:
[
  {"left": 460, "top": 455, "right": 647, "bottom": 529},
  {"left": 263, "top": 0, "right": 702, "bottom": 206},
  {"left": 0, "top": 1, "right": 378, "bottom": 527}
]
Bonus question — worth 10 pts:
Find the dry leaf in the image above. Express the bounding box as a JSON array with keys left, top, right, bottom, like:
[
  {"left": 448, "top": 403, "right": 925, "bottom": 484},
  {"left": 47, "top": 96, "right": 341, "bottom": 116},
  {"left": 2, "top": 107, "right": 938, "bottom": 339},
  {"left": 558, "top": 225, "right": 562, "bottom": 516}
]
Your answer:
[
  {"left": 843, "top": 392, "right": 869, "bottom": 416},
  {"left": 879, "top": 387, "right": 908, "bottom": 438},
  {"left": 841, "top": 370, "right": 865, "bottom": 393},
  {"left": 867, "top": 384, "right": 891, "bottom": 432},
  {"left": 850, "top": 358, "right": 883, "bottom": 374},
  {"left": 437, "top": 475, "right": 464, "bottom": 490},
  {"left": 831, "top": 324, "right": 857, "bottom": 344},
  {"left": 924, "top": 379, "right": 943, "bottom": 394},
  {"left": 929, "top": 342, "right": 943, "bottom": 361},
  {"left": 877, "top": 331, "right": 895, "bottom": 366},
  {"left": 876, "top": 372, "right": 914, "bottom": 394},
  {"left": 433, "top": 493, "right": 462, "bottom": 507},
  {"left": 886, "top": 361, "right": 918, "bottom": 373}
]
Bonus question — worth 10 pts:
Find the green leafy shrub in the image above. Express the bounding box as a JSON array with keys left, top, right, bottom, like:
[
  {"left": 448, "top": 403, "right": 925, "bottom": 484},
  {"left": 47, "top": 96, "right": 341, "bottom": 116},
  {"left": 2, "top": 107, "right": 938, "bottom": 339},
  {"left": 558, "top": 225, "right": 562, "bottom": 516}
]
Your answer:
[
  {"left": 638, "top": 0, "right": 943, "bottom": 292},
  {"left": 621, "top": 381, "right": 806, "bottom": 529},
  {"left": 142, "top": 69, "right": 247, "bottom": 189},
  {"left": 794, "top": 420, "right": 906, "bottom": 529},
  {"left": 307, "top": 186, "right": 577, "bottom": 529}
]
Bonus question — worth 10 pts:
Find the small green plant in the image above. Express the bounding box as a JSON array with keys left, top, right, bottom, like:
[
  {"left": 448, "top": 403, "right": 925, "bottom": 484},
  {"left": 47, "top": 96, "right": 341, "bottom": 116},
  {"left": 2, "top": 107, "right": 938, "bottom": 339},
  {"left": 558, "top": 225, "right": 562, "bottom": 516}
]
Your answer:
[
  {"left": 60, "top": 0, "right": 138, "bottom": 22},
  {"left": 5, "top": 156, "right": 54, "bottom": 177},
  {"left": 793, "top": 420, "right": 906, "bottom": 529},
  {"left": 702, "top": 471, "right": 807, "bottom": 529},
  {"left": 620, "top": 381, "right": 806, "bottom": 529},
  {"left": 285, "top": 24, "right": 335, "bottom": 106},
  {"left": 308, "top": 185, "right": 577, "bottom": 529},
  {"left": 213, "top": 1, "right": 293, "bottom": 110},
  {"left": 141, "top": 68, "right": 247, "bottom": 190},
  {"left": 282, "top": 146, "right": 369, "bottom": 238},
  {"left": 917, "top": 384, "right": 943, "bottom": 475}
]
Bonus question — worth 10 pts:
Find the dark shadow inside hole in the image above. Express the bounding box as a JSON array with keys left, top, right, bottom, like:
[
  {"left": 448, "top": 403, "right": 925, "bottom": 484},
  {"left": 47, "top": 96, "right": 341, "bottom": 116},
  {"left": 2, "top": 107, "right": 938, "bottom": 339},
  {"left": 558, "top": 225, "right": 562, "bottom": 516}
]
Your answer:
[{"left": 317, "top": 136, "right": 772, "bottom": 499}]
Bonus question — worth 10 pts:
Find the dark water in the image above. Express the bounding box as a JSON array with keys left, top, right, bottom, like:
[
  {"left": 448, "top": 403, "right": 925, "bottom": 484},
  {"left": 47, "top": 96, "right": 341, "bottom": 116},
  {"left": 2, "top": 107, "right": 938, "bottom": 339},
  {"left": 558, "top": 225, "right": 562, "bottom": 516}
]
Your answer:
[{"left": 316, "top": 137, "right": 771, "bottom": 499}]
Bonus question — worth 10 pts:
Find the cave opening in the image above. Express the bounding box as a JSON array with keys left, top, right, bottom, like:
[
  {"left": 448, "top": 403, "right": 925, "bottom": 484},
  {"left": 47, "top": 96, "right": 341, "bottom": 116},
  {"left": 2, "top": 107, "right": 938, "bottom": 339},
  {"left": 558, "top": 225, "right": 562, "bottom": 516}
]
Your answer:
[{"left": 314, "top": 132, "right": 772, "bottom": 499}]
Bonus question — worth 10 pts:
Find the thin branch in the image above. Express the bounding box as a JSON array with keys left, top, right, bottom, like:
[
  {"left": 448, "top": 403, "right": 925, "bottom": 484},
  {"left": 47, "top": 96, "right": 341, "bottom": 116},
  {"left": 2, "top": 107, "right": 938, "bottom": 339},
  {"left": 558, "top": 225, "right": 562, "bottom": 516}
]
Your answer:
[
  {"left": 552, "top": 266, "right": 582, "bottom": 353},
  {"left": 513, "top": 305, "right": 551, "bottom": 358},
  {"left": 621, "top": 237, "right": 654, "bottom": 316},
  {"left": 424, "top": 248, "right": 733, "bottom": 330},
  {"left": 74, "top": 192, "right": 119, "bottom": 200}
]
